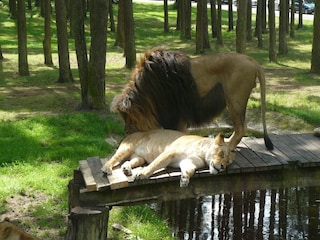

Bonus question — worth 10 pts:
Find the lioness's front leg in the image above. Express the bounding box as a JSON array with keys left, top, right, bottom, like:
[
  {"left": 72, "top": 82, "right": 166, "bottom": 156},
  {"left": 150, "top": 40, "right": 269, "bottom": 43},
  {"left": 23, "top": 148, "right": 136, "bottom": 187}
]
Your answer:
[
  {"left": 121, "top": 154, "right": 146, "bottom": 176},
  {"left": 135, "top": 151, "right": 183, "bottom": 180},
  {"left": 179, "top": 156, "right": 205, "bottom": 187},
  {"left": 101, "top": 148, "right": 132, "bottom": 174}
]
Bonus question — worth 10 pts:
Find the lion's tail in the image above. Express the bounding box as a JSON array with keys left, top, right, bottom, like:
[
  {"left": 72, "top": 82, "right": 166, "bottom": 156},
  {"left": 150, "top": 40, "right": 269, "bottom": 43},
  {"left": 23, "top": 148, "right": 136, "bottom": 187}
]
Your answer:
[{"left": 256, "top": 67, "right": 274, "bottom": 150}]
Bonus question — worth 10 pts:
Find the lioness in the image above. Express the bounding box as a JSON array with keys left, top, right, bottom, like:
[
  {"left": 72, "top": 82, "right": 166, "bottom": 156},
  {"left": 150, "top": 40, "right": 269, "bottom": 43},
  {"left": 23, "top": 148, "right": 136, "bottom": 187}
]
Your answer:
[
  {"left": 0, "top": 221, "right": 38, "bottom": 240},
  {"left": 101, "top": 129, "right": 234, "bottom": 187}
]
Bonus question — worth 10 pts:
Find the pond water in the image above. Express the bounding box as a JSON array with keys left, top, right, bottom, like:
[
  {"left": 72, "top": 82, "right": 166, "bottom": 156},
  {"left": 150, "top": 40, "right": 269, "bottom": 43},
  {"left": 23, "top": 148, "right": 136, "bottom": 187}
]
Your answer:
[{"left": 153, "top": 186, "right": 320, "bottom": 239}]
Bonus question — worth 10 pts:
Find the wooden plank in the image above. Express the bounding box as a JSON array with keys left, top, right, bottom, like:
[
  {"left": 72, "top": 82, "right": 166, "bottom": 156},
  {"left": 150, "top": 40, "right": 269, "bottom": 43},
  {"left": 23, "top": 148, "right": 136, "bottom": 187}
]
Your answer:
[
  {"left": 286, "top": 134, "right": 317, "bottom": 167},
  {"left": 245, "top": 137, "right": 284, "bottom": 169},
  {"left": 106, "top": 167, "right": 129, "bottom": 190},
  {"left": 226, "top": 159, "right": 241, "bottom": 174},
  {"left": 237, "top": 140, "right": 268, "bottom": 172},
  {"left": 87, "top": 157, "right": 110, "bottom": 190},
  {"left": 294, "top": 134, "right": 320, "bottom": 166},
  {"left": 264, "top": 140, "right": 291, "bottom": 168},
  {"left": 299, "top": 134, "right": 320, "bottom": 149},
  {"left": 271, "top": 135, "right": 305, "bottom": 164},
  {"left": 79, "top": 160, "right": 97, "bottom": 192},
  {"left": 233, "top": 147, "right": 255, "bottom": 173}
]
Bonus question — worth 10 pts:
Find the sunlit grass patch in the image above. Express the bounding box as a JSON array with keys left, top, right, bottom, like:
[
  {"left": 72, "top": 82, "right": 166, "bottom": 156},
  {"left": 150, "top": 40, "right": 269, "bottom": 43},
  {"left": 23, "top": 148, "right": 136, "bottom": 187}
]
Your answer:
[{"left": 109, "top": 205, "right": 174, "bottom": 240}]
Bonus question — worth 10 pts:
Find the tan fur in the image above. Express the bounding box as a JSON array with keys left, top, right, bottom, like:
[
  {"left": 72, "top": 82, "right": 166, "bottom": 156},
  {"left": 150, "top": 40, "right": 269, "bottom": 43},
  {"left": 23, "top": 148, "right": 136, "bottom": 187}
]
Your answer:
[
  {"left": 101, "top": 129, "right": 234, "bottom": 187},
  {"left": 0, "top": 221, "right": 37, "bottom": 240},
  {"left": 190, "top": 52, "right": 269, "bottom": 150},
  {"left": 112, "top": 50, "right": 273, "bottom": 150}
]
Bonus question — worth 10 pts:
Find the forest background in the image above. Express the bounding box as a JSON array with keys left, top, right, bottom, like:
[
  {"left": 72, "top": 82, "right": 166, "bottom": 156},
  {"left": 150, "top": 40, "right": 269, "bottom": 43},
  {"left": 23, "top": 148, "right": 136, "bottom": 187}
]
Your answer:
[{"left": 0, "top": 0, "right": 320, "bottom": 239}]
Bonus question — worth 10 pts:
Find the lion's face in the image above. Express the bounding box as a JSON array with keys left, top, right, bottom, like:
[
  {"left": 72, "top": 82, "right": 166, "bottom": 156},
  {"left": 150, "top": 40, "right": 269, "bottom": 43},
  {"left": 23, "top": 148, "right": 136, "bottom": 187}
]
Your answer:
[{"left": 206, "top": 133, "right": 235, "bottom": 174}]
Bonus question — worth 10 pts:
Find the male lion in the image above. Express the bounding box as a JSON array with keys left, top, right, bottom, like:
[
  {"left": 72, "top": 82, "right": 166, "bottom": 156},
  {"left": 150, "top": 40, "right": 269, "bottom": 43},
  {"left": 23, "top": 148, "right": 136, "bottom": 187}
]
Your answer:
[
  {"left": 0, "top": 220, "right": 38, "bottom": 240},
  {"left": 101, "top": 129, "right": 234, "bottom": 187},
  {"left": 111, "top": 49, "right": 273, "bottom": 150}
]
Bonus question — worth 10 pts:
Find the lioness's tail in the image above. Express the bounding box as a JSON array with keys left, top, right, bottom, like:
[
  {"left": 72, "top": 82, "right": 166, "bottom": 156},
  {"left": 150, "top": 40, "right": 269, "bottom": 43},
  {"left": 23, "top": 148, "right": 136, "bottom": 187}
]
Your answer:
[{"left": 256, "top": 67, "right": 274, "bottom": 150}]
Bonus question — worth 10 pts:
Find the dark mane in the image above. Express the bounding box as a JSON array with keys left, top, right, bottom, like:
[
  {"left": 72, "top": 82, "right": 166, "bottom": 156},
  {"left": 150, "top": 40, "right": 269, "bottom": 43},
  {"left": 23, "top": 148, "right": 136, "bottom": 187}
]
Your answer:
[{"left": 112, "top": 48, "right": 226, "bottom": 131}]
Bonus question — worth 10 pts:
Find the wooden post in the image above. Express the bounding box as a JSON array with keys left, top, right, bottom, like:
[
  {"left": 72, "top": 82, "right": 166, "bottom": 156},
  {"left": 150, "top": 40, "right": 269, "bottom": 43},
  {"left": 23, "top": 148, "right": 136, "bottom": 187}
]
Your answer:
[
  {"left": 66, "top": 206, "right": 109, "bottom": 240},
  {"left": 66, "top": 169, "right": 110, "bottom": 239}
]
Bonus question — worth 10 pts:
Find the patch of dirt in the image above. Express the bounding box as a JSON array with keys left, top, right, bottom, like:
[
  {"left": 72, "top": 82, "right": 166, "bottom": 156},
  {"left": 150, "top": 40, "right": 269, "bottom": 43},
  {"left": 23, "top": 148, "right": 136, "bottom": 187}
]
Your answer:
[{"left": 0, "top": 191, "right": 66, "bottom": 240}]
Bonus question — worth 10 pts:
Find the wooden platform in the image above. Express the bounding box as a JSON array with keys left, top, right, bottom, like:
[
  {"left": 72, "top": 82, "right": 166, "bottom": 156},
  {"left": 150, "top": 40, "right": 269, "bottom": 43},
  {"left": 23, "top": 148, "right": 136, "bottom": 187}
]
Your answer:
[{"left": 79, "top": 133, "right": 320, "bottom": 192}]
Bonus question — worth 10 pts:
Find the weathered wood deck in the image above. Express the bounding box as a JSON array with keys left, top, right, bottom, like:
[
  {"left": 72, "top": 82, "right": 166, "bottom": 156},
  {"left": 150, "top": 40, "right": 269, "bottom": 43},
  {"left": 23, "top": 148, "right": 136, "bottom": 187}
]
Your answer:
[
  {"left": 76, "top": 133, "right": 320, "bottom": 206},
  {"left": 66, "top": 133, "right": 320, "bottom": 239}
]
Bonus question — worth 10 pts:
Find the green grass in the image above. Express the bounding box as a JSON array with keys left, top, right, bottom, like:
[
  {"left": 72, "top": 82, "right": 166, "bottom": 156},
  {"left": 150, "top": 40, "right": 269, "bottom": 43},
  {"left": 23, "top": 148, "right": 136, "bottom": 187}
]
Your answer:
[{"left": 0, "top": 0, "right": 320, "bottom": 239}]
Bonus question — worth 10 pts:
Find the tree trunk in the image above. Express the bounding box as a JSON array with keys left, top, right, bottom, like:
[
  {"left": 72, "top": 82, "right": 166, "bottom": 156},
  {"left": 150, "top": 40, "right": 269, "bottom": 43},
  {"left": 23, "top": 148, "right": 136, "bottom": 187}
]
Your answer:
[
  {"left": 17, "top": 0, "right": 29, "bottom": 76},
  {"left": 256, "top": 0, "right": 263, "bottom": 48},
  {"left": 0, "top": 44, "right": 3, "bottom": 60},
  {"left": 71, "top": 0, "right": 90, "bottom": 109},
  {"left": 236, "top": 0, "right": 247, "bottom": 54},
  {"left": 297, "top": 0, "right": 303, "bottom": 29},
  {"left": 9, "top": 0, "right": 17, "bottom": 19},
  {"left": 227, "top": 0, "right": 234, "bottom": 31},
  {"left": 55, "top": 0, "right": 73, "bottom": 83},
  {"left": 261, "top": 0, "right": 267, "bottom": 33},
  {"left": 43, "top": 0, "right": 53, "bottom": 66},
  {"left": 216, "top": 0, "right": 223, "bottom": 46},
  {"left": 210, "top": 0, "right": 217, "bottom": 38},
  {"left": 179, "top": 0, "right": 191, "bottom": 40},
  {"left": 268, "top": 0, "right": 277, "bottom": 62},
  {"left": 40, "top": 0, "right": 45, "bottom": 17},
  {"left": 115, "top": 0, "right": 125, "bottom": 49},
  {"left": 88, "top": 0, "right": 108, "bottom": 109},
  {"left": 290, "top": 0, "right": 295, "bottom": 38},
  {"left": 164, "top": 0, "right": 169, "bottom": 33},
  {"left": 246, "top": 0, "right": 252, "bottom": 41},
  {"left": 108, "top": 0, "right": 115, "bottom": 32},
  {"left": 176, "top": 0, "right": 181, "bottom": 30},
  {"left": 66, "top": 207, "right": 109, "bottom": 240},
  {"left": 278, "top": 0, "right": 288, "bottom": 55},
  {"left": 310, "top": 0, "right": 320, "bottom": 74},
  {"left": 27, "top": 0, "right": 32, "bottom": 10},
  {"left": 196, "top": 0, "right": 210, "bottom": 54},
  {"left": 184, "top": 0, "right": 191, "bottom": 40},
  {"left": 196, "top": 0, "right": 204, "bottom": 54},
  {"left": 123, "top": 0, "right": 136, "bottom": 69}
]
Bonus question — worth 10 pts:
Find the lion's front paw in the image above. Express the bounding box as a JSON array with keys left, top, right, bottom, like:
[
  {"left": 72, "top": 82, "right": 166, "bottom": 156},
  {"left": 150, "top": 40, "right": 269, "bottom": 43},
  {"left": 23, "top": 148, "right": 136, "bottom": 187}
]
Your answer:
[
  {"left": 101, "top": 164, "right": 112, "bottom": 175},
  {"left": 121, "top": 161, "right": 132, "bottom": 176}
]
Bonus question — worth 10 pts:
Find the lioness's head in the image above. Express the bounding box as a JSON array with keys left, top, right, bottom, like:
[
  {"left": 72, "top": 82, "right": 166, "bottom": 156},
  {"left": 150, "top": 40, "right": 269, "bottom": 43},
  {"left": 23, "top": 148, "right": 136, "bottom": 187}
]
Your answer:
[{"left": 206, "top": 133, "right": 235, "bottom": 174}]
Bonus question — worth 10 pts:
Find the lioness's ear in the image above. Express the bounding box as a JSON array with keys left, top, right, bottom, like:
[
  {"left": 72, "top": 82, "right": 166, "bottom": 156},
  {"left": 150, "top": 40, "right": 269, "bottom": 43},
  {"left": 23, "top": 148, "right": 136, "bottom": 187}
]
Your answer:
[{"left": 214, "top": 133, "right": 224, "bottom": 145}]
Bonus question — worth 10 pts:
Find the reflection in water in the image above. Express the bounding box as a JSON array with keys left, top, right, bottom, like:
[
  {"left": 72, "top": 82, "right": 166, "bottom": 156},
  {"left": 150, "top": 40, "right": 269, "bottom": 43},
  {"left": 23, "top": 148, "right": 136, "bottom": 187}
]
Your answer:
[{"left": 153, "top": 187, "right": 320, "bottom": 239}]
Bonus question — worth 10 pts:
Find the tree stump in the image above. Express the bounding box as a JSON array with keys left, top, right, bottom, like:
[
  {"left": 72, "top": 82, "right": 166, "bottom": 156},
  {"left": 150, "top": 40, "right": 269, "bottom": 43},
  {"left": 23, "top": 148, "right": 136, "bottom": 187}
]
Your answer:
[{"left": 66, "top": 206, "right": 109, "bottom": 240}]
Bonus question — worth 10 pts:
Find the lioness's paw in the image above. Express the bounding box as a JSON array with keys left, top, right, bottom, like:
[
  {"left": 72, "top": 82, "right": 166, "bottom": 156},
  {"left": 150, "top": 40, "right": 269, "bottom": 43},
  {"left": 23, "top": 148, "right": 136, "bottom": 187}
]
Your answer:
[
  {"left": 134, "top": 170, "right": 147, "bottom": 180},
  {"left": 121, "top": 161, "right": 132, "bottom": 176},
  {"left": 180, "top": 176, "right": 190, "bottom": 187},
  {"left": 101, "top": 165, "right": 112, "bottom": 175},
  {"left": 209, "top": 163, "right": 222, "bottom": 175}
]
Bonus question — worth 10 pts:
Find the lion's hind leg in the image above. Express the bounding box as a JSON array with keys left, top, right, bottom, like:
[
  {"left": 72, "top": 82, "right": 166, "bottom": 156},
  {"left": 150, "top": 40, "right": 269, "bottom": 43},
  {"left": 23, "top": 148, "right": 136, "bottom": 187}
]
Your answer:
[{"left": 121, "top": 154, "right": 146, "bottom": 176}]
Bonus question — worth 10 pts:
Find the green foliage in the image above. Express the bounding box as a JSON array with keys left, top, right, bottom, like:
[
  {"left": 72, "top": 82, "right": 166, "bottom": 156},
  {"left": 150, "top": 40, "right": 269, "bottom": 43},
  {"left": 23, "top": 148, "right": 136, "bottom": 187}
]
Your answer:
[
  {"left": 109, "top": 206, "right": 174, "bottom": 240},
  {"left": 0, "top": 114, "right": 122, "bottom": 165}
]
